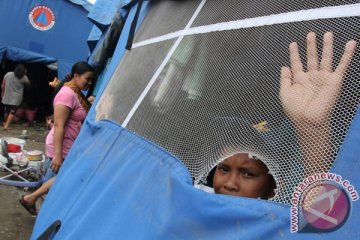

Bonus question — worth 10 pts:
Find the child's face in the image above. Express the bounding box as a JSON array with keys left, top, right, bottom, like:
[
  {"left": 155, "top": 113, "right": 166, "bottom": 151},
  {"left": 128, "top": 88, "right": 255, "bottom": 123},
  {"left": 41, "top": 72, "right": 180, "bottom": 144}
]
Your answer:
[{"left": 213, "top": 153, "right": 275, "bottom": 199}]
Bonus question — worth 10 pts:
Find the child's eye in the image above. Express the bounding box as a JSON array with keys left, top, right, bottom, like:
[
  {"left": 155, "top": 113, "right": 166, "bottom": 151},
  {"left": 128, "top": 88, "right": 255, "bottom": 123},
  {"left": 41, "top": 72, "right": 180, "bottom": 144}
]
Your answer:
[
  {"left": 242, "top": 171, "right": 255, "bottom": 178},
  {"left": 216, "top": 165, "right": 229, "bottom": 174}
]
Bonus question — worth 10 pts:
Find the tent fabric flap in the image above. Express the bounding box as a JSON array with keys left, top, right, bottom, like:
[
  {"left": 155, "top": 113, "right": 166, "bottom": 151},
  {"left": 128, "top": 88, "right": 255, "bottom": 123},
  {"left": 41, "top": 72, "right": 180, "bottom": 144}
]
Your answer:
[
  {"left": 68, "top": 0, "right": 93, "bottom": 11},
  {"left": 30, "top": 120, "right": 310, "bottom": 239},
  {"left": 0, "top": 46, "right": 72, "bottom": 80},
  {"left": 4, "top": 46, "right": 56, "bottom": 64},
  {"left": 0, "top": 46, "right": 6, "bottom": 62},
  {"left": 32, "top": 115, "right": 360, "bottom": 239},
  {"left": 87, "top": 0, "right": 131, "bottom": 31},
  {"left": 87, "top": 26, "right": 103, "bottom": 52}
]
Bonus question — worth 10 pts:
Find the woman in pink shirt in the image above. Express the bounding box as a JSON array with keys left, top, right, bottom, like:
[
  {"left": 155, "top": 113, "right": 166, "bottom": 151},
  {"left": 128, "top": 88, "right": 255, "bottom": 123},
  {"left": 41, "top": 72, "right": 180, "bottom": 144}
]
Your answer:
[{"left": 19, "top": 61, "right": 96, "bottom": 215}]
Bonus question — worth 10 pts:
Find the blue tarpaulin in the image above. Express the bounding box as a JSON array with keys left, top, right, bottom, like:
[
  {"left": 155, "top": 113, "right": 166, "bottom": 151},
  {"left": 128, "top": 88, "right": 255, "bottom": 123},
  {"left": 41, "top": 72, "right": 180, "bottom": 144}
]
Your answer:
[
  {"left": 87, "top": 0, "right": 129, "bottom": 31},
  {"left": 0, "top": 0, "right": 93, "bottom": 79},
  {"left": 3, "top": 46, "right": 56, "bottom": 64},
  {"left": 86, "top": 0, "right": 128, "bottom": 51},
  {"left": 31, "top": 108, "right": 360, "bottom": 239},
  {"left": 68, "top": 0, "right": 93, "bottom": 11}
]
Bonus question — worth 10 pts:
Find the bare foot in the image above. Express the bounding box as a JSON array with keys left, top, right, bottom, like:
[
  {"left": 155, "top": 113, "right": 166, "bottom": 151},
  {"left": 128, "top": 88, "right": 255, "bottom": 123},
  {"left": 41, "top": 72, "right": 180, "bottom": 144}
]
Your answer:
[{"left": 23, "top": 195, "right": 36, "bottom": 205}]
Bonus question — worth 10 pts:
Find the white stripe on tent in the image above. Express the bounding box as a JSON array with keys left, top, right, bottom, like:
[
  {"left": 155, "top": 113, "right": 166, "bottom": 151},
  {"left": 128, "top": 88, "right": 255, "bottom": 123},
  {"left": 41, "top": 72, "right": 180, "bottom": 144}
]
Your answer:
[
  {"left": 133, "top": 3, "right": 360, "bottom": 49},
  {"left": 122, "top": 0, "right": 207, "bottom": 127}
]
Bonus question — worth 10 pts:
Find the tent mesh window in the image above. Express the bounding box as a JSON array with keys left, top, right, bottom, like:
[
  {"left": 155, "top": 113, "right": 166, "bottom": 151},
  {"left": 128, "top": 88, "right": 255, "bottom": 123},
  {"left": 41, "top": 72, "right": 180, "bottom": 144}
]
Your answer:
[
  {"left": 96, "top": 0, "right": 360, "bottom": 205},
  {"left": 191, "top": 0, "right": 360, "bottom": 26},
  {"left": 133, "top": 0, "right": 201, "bottom": 43}
]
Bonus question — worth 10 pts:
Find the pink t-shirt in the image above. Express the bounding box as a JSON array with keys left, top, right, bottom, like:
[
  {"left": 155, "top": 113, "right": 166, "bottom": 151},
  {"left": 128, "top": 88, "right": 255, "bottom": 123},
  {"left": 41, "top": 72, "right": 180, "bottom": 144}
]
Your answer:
[{"left": 45, "top": 86, "right": 87, "bottom": 158}]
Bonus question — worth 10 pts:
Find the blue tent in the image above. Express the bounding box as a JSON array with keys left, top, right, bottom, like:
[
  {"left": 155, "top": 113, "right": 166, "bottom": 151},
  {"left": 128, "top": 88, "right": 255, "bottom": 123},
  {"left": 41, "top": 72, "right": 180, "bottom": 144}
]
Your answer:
[
  {"left": 0, "top": 0, "right": 93, "bottom": 79},
  {"left": 32, "top": 1, "right": 360, "bottom": 239}
]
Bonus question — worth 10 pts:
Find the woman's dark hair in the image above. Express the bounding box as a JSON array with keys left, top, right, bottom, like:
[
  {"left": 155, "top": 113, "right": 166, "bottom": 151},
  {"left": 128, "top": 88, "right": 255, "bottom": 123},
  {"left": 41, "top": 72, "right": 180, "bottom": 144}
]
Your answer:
[
  {"left": 69, "top": 61, "right": 95, "bottom": 79},
  {"left": 14, "top": 64, "right": 27, "bottom": 79},
  {"left": 53, "top": 61, "right": 96, "bottom": 97}
]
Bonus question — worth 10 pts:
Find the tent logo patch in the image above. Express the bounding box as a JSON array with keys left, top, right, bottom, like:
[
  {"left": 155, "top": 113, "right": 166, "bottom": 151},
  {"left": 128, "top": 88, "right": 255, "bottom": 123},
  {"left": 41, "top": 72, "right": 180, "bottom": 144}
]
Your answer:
[{"left": 29, "top": 5, "right": 55, "bottom": 31}]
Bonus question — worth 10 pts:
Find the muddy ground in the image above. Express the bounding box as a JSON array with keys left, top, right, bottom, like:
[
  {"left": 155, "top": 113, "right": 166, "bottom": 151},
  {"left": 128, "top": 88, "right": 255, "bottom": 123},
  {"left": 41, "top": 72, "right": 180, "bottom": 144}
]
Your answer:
[{"left": 0, "top": 122, "right": 48, "bottom": 240}]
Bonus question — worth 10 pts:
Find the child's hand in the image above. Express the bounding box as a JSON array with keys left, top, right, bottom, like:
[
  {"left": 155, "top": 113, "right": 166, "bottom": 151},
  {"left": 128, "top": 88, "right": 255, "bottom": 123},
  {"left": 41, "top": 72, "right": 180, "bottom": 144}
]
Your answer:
[{"left": 279, "top": 32, "right": 356, "bottom": 127}]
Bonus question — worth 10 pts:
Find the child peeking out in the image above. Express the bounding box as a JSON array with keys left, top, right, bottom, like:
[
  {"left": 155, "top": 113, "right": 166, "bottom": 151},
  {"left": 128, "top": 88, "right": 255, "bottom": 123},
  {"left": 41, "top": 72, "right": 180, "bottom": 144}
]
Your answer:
[
  {"left": 197, "top": 31, "right": 357, "bottom": 201},
  {"left": 213, "top": 153, "right": 276, "bottom": 200}
]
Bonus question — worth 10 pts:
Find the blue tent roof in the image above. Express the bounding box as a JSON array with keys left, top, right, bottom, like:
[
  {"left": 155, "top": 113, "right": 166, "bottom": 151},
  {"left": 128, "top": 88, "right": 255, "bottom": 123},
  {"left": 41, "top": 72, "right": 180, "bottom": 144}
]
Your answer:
[
  {"left": 68, "top": 0, "right": 94, "bottom": 11},
  {"left": 86, "top": 0, "right": 131, "bottom": 53},
  {"left": 87, "top": 0, "right": 129, "bottom": 31},
  {"left": 0, "top": 0, "right": 93, "bottom": 79}
]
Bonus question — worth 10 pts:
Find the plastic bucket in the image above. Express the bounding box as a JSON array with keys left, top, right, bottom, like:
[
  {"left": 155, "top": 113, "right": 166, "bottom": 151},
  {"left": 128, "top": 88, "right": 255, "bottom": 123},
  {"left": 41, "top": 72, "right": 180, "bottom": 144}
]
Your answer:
[{"left": 1, "top": 137, "right": 26, "bottom": 150}]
